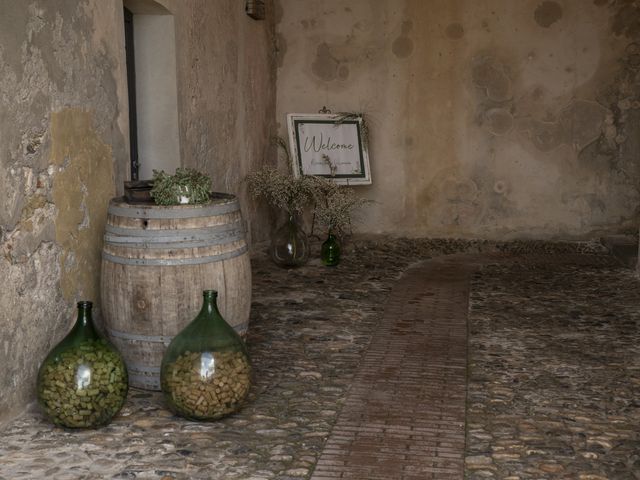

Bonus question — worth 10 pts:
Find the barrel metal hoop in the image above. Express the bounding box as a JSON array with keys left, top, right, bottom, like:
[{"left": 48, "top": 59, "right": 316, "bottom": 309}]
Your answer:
[
  {"left": 127, "top": 364, "right": 162, "bottom": 374},
  {"left": 107, "top": 328, "right": 173, "bottom": 345},
  {"left": 105, "top": 220, "right": 243, "bottom": 239},
  {"left": 108, "top": 199, "right": 239, "bottom": 219},
  {"left": 107, "top": 322, "right": 249, "bottom": 345},
  {"left": 127, "top": 374, "right": 161, "bottom": 390},
  {"left": 102, "top": 245, "right": 248, "bottom": 266},
  {"left": 104, "top": 227, "right": 246, "bottom": 248},
  {"left": 104, "top": 238, "right": 244, "bottom": 250}
]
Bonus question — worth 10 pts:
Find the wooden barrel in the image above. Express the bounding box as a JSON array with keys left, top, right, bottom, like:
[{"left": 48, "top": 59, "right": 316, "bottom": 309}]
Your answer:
[{"left": 100, "top": 194, "right": 251, "bottom": 390}]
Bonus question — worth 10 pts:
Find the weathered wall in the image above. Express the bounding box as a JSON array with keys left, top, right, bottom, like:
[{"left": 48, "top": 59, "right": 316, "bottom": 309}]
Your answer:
[
  {"left": 0, "top": 0, "right": 276, "bottom": 423},
  {"left": 0, "top": 0, "right": 128, "bottom": 423},
  {"left": 169, "top": 0, "right": 277, "bottom": 243},
  {"left": 276, "top": 0, "right": 640, "bottom": 239}
]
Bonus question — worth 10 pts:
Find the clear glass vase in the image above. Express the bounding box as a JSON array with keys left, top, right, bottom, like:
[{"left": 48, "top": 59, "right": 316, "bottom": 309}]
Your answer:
[
  {"left": 321, "top": 231, "right": 341, "bottom": 266},
  {"left": 270, "top": 213, "right": 310, "bottom": 268},
  {"left": 37, "top": 301, "right": 129, "bottom": 428},
  {"left": 160, "top": 290, "right": 251, "bottom": 421}
]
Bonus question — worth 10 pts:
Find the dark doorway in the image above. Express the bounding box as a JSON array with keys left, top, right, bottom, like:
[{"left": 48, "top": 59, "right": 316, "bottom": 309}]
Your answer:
[{"left": 124, "top": 7, "right": 139, "bottom": 181}]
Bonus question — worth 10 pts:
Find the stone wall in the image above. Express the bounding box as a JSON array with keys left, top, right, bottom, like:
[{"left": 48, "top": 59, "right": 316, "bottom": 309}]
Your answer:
[
  {"left": 0, "top": 0, "right": 275, "bottom": 423},
  {"left": 0, "top": 0, "right": 128, "bottom": 423},
  {"left": 275, "top": 0, "right": 640, "bottom": 239}
]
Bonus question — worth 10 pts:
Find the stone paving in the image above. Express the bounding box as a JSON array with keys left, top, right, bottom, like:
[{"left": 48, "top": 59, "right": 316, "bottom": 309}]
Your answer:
[
  {"left": 0, "top": 238, "right": 638, "bottom": 480},
  {"left": 0, "top": 238, "right": 440, "bottom": 480},
  {"left": 465, "top": 254, "right": 640, "bottom": 480}
]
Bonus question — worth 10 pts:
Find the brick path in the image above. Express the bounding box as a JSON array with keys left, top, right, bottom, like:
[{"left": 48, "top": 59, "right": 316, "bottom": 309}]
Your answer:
[{"left": 311, "top": 257, "right": 480, "bottom": 480}]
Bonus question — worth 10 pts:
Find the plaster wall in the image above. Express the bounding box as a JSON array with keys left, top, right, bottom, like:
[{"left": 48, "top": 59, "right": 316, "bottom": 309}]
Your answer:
[
  {"left": 168, "top": 0, "right": 277, "bottom": 242},
  {"left": 275, "top": 0, "right": 640, "bottom": 239},
  {"left": 0, "top": 0, "right": 276, "bottom": 423}
]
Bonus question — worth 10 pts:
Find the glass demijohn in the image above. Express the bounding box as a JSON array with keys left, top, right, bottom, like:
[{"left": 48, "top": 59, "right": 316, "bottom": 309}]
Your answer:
[
  {"left": 321, "top": 231, "right": 341, "bottom": 266},
  {"left": 37, "top": 301, "right": 128, "bottom": 428},
  {"left": 270, "top": 214, "right": 310, "bottom": 267},
  {"left": 160, "top": 290, "right": 251, "bottom": 421}
]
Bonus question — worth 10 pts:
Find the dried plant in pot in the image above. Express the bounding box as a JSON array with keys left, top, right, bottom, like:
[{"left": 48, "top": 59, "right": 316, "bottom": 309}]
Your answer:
[
  {"left": 246, "top": 167, "right": 316, "bottom": 267},
  {"left": 150, "top": 168, "right": 213, "bottom": 206},
  {"left": 310, "top": 177, "right": 371, "bottom": 266}
]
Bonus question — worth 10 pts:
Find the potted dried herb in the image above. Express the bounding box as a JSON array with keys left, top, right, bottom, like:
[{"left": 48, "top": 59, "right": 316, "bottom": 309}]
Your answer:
[
  {"left": 246, "top": 167, "right": 316, "bottom": 267},
  {"left": 150, "top": 168, "right": 212, "bottom": 206},
  {"left": 310, "top": 177, "right": 371, "bottom": 266}
]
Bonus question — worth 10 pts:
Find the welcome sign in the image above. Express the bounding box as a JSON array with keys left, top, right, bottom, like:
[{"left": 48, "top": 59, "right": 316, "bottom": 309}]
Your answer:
[{"left": 287, "top": 113, "right": 372, "bottom": 185}]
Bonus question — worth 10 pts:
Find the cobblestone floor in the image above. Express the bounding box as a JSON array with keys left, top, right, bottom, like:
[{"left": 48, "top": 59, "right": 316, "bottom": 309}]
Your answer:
[
  {"left": 0, "top": 238, "right": 638, "bottom": 480},
  {"left": 465, "top": 254, "right": 640, "bottom": 480}
]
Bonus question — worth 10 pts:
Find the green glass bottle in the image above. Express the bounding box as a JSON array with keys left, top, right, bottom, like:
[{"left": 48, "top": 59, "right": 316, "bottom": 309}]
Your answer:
[
  {"left": 321, "top": 231, "right": 341, "bottom": 266},
  {"left": 160, "top": 290, "right": 251, "bottom": 421},
  {"left": 37, "top": 301, "right": 128, "bottom": 428}
]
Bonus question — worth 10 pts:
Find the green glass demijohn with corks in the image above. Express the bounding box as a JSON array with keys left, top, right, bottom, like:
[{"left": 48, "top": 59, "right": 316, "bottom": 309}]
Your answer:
[
  {"left": 160, "top": 290, "right": 251, "bottom": 421},
  {"left": 37, "top": 301, "right": 128, "bottom": 428}
]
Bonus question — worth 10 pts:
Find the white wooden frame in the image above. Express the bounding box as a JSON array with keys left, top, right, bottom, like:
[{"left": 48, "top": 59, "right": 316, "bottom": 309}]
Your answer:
[{"left": 287, "top": 113, "right": 372, "bottom": 185}]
